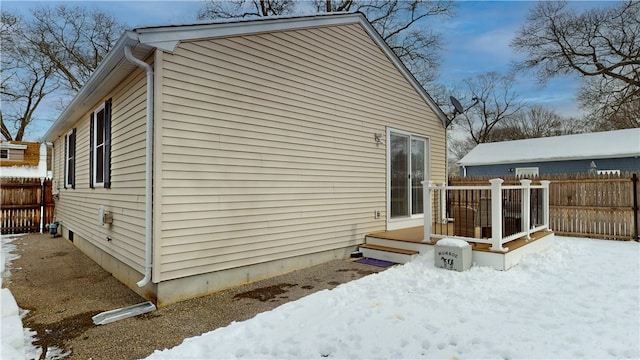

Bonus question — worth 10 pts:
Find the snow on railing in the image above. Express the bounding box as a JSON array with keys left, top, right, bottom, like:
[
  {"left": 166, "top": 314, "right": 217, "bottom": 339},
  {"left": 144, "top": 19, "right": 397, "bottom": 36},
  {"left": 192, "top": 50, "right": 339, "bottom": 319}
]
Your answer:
[{"left": 422, "top": 178, "right": 550, "bottom": 252}]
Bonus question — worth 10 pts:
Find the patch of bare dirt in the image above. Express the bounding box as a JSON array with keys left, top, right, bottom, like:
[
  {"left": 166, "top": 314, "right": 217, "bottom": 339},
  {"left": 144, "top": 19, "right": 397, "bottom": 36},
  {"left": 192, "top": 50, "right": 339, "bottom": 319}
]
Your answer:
[{"left": 3, "top": 234, "right": 388, "bottom": 359}]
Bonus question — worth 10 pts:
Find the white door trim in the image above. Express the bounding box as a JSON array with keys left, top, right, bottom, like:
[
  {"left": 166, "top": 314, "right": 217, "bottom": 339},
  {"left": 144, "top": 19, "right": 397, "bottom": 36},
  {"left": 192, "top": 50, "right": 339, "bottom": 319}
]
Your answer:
[{"left": 386, "top": 127, "right": 430, "bottom": 230}]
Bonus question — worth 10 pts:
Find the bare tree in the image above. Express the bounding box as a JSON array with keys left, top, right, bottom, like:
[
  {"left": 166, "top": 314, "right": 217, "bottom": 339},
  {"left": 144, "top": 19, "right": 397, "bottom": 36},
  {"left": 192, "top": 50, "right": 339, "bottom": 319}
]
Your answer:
[
  {"left": 454, "top": 72, "right": 524, "bottom": 145},
  {"left": 511, "top": 1, "right": 640, "bottom": 126},
  {"left": 27, "top": 5, "right": 124, "bottom": 92},
  {"left": 197, "top": 0, "right": 455, "bottom": 84},
  {"left": 311, "top": 0, "right": 355, "bottom": 12},
  {"left": 492, "top": 105, "right": 592, "bottom": 142},
  {"left": 1, "top": 12, "right": 59, "bottom": 141},
  {"left": 497, "top": 106, "right": 561, "bottom": 140},
  {"left": 447, "top": 135, "right": 476, "bottom": 176},
  {"left": 598, "top": 97, "right": 640, "bottom": 130},
  {"left": 443, "top": 72, "right": 523, "bottom": 169},
  {"left": 197, "top": 0, "right": 296, "bottom": 18},
  {"left": 579, "top": 76, "right": 640, "bottom": 130},
  {"left": 0, "top": 5, "right": 124, "bottom": 141}
]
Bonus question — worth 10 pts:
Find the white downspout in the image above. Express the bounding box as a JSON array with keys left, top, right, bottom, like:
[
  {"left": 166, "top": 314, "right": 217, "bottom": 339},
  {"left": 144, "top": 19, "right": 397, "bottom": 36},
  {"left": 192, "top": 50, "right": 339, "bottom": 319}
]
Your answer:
[{"left": 124, "top": 45, "right": 154, "bottom": 288}]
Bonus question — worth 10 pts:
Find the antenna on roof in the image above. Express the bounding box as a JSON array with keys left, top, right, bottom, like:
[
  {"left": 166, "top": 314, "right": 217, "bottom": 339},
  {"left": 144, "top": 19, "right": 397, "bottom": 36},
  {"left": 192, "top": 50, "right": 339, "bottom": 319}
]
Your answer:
[{"left": 446, "top": 96, "right": 479, "bottom": 128}]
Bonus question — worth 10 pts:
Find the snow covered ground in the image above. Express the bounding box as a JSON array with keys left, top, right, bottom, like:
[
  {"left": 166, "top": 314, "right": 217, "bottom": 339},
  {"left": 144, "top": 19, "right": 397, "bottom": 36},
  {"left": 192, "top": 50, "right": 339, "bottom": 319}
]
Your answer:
[
  {"left": 1, "top": 235, "right": 25, "bottom": 360},
  {"left": 147, "top": 236, "right": 639, "bottom": 359},
  {"left": 2, "top": 235, "right": 639, "bottom": 359}
]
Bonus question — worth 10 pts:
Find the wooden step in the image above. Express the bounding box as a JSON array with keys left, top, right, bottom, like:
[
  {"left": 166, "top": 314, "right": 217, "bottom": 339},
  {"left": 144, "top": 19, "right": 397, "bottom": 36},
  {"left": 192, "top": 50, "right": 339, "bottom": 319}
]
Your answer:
[
  {"left": 364, "top": 236, "right": 433, "bottom": 254},
  {"left": 359, "top": 244, "right": 418, "bottom": 264},
  {"left": 359, "top": 244, "right": 419, "bottom": 255}
]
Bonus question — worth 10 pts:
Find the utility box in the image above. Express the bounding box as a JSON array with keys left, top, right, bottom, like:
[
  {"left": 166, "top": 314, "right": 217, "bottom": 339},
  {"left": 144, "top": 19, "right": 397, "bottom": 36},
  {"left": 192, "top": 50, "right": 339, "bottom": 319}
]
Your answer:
[{"left": 435, "top": 238, "right": 472, "bottom": 271}]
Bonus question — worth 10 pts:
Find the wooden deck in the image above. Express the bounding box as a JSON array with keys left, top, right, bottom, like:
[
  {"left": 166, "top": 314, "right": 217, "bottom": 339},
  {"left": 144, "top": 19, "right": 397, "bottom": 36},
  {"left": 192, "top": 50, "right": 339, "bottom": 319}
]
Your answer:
[
  {"left": 367, "top": 226, "right": 426, "bottom": 243},
  {"left": 367, "top": 225, "right": 554, "bottom": 254}
]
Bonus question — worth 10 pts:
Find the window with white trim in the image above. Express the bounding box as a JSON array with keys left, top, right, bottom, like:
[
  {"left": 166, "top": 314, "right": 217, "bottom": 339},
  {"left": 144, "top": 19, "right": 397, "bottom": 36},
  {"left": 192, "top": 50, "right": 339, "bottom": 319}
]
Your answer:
[
  {"left": 90, "top": 99, "right": 112, "bottom": 188},
  {"left": 65, "top": 128, "right": 76, "bottom": 188}
]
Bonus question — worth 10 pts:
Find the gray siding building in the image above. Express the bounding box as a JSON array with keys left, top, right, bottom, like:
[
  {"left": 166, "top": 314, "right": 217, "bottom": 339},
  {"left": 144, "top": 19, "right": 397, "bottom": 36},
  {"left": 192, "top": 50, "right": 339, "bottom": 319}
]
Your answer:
[{"left": 458, "top": 129, "right": 640, "bottom": 177}]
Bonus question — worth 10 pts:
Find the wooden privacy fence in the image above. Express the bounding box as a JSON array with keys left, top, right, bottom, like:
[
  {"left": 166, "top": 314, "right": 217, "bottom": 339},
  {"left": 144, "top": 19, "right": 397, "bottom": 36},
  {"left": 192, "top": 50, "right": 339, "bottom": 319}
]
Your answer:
[
  {"left": 0, "top": 177, "right": 54, "bottom": 234},
  {"left": 449, "top": 172, "right": 639, "bottom": 241}
]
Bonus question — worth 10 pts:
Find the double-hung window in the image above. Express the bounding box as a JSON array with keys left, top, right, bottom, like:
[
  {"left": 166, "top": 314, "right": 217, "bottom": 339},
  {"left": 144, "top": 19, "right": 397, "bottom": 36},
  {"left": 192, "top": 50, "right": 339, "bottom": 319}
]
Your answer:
[
  {"left": 64, "top": 128, "right": 76, "bottom": 189},
  {"left": 90, "top": 99, "right": 112, "bottom": 188}
]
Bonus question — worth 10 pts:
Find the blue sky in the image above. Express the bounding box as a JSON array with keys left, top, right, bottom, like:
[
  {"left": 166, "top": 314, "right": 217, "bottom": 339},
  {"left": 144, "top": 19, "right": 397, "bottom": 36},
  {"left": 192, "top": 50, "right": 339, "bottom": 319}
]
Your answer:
[
  {"left": 3, "top": 1, "right": 608, "bottom": 140},
  {"left": 435, "top": 1, "right": 587, "bottom": 117}
]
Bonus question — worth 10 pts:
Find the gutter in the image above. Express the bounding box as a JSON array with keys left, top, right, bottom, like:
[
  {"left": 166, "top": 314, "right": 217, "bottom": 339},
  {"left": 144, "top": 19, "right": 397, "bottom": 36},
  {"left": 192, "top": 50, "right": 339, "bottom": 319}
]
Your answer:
[{"left": 123, "top": 45, "right": 154, "bottom": 288}]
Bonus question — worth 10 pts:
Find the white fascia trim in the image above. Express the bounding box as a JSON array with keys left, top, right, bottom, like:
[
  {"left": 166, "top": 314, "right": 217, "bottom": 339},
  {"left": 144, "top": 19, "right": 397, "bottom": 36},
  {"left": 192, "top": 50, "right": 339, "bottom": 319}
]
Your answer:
[
  {"left": 0, "top": 143, "right": 28, "bottom": 150},
  {"left": 43, "top": 31, "right": 146, "bottom": 141},
  {"left": 134, "top": 13, "right": 364, "bottom": 52}
]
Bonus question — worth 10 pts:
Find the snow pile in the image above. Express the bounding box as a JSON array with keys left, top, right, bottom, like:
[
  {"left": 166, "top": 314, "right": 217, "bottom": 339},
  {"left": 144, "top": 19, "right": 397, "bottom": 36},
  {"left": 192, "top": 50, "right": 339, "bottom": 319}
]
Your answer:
[
  {"left": 458, "top": 128, "right": 640, "bottom": 166},
  {"left": 1, "top": 235, "right": 26, "bottom": 360},
  {"left": 148, "top": 236, "right": 639, "bottom": 359},
  {"left": 1, "top": 235, "right": 69, "bottom": 360},
  {"left": 1, "top": 234, "right": 21, "bottom": 277},
  {"left": 435, "top": 237, "right": 471, "bottom": 248},
  {"left": 1, "top": 288, "right": 25, "bottom": 359}
]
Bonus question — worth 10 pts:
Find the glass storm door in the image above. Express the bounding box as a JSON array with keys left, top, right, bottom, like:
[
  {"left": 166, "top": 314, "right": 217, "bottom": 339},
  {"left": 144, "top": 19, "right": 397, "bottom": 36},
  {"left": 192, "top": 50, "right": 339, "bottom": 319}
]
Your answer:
[{"left": 390, "top": 131, "right": 427, "bottom": 219}]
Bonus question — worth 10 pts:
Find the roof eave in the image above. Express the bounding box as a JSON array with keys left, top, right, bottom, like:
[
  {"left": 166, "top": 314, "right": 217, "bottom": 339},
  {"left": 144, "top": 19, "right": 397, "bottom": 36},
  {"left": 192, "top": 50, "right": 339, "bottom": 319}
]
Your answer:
[
  {"left": 0, "top": 143, "right": 29, "bottom": 150},
  {"left": 134, "top": 12, "right": 364, "bottom": 52},
  {"left": 135, "top": 12, "right": 449, "bottom": 125},
  {"left": 459, "top": 153, "right": 640, "bottom": 167},
  {"left": 43, "top": 31, "right": 153, "bottom": 141}
]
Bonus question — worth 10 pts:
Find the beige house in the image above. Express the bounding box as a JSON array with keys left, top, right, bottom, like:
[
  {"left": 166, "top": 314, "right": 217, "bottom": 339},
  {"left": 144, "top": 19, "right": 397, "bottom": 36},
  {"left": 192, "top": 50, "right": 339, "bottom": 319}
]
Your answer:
[{"left": 43, "top": 13, "right": 448, "bottom": 306}]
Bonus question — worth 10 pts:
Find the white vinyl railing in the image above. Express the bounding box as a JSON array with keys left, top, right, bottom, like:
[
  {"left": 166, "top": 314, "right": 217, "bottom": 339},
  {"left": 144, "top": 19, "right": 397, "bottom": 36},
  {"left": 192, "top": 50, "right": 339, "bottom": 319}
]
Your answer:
[{"left": 423, "top": 178, "right": 551, "bottom": 252}]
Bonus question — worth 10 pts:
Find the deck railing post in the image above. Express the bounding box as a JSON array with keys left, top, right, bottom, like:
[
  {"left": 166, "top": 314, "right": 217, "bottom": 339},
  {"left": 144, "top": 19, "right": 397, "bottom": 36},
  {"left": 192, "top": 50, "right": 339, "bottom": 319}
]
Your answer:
[
  {"left": 520, "top": 179, "right": 532, "bottom": 240},
  {"left": 438, "top": 182, "right": 447, "bottom": 224},
  {"left": 489, "top": 178, "right": 507, "bottom": 252},
  {"left": 540, "top": 180, "right": 551, "bottom": 230},
  {"left": 423, "top": 181, "right": 433, "bottom": 243}
]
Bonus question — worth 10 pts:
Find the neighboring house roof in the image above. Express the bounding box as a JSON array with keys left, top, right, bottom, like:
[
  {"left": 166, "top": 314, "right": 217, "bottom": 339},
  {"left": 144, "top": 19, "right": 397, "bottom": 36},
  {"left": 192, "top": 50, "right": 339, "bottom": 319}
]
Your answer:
[
  {"left": 458, "top": 128, "right": 640, "bottom": 167},
  {"left": 0, "top": 143, "right": 28, "bottom": 151},
  {"left": 0, "top": 141, "right": 50, "bottom": 178},
  {"left": 43, "top": 12, "right": 447, "bottom": 141},
  {"left": 0, "top": 141, "right": 38, "bottom": 167}
]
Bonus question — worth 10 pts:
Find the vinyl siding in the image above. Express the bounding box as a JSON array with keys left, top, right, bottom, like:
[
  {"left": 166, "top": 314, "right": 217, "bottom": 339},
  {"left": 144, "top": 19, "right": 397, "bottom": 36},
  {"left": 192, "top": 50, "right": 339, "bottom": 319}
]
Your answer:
[
  {"left": 52, "top": 66, "right": 148, "bottom": 273},
  {"left": 156, "top": 23, "right": 445, "bottom": 281}
]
